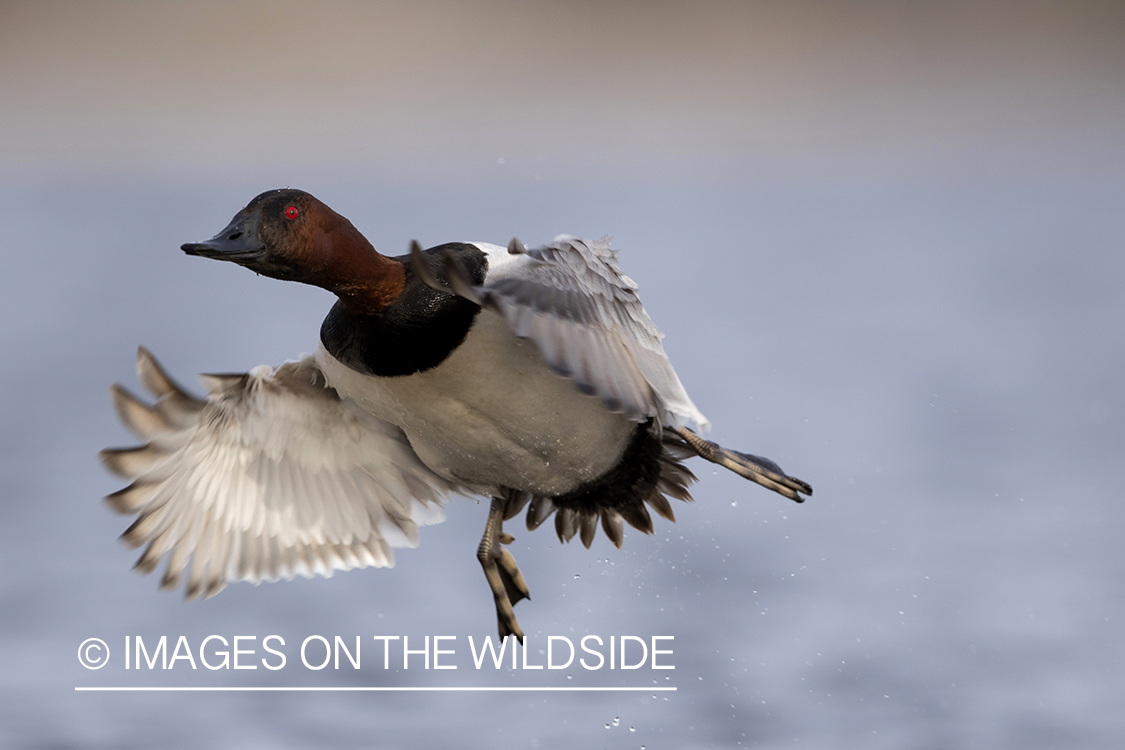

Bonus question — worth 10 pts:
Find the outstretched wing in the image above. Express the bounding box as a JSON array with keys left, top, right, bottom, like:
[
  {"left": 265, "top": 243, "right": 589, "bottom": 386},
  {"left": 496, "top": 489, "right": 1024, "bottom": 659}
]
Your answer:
[
  {"left": 426, "top": 236, "right": 709, "bottom": 430},
  {"left": 100, "top": 347, "right": 454, "bottom": 599}
]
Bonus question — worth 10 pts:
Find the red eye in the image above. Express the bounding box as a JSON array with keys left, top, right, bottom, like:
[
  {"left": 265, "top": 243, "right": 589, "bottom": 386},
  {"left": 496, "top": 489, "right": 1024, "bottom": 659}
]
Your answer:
[{"left": 284, "top": 205, "right": 299, "bottom": 220}]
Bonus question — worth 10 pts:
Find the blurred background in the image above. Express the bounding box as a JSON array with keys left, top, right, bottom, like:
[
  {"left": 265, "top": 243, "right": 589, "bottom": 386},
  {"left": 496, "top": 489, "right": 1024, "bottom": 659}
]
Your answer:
[{"left": 2, "top": 1, "right": 1123, "bottom": 747}]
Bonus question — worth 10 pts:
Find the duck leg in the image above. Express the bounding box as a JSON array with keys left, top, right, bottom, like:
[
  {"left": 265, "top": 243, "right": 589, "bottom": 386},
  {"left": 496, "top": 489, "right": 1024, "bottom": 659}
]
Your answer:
[
  {"left": 674, "top": 427, "right": 813, "bottom": 502},
  {"left": 478, "top": 494, "right": 531, "bottom": 641}
]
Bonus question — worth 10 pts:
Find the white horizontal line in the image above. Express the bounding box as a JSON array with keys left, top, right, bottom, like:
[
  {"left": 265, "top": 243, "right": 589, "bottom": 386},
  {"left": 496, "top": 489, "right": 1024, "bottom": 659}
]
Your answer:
[{"left": 75, "top": 686, "right": 676, "bottom": 692}]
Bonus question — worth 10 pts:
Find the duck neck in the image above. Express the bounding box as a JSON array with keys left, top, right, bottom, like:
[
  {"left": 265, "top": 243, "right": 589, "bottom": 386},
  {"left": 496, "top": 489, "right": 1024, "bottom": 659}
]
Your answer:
[
  {"left": 319, "top": 241, "right": 490, "bottom": 377},
  {"left": 309, "top": 217, "right": 405, "bottom": 316}
]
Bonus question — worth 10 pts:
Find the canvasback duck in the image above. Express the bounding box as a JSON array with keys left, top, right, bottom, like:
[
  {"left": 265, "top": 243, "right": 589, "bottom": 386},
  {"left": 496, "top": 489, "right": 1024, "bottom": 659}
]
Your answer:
[{"left": 101, "top": 189, "right": 811, "bottom": 639}]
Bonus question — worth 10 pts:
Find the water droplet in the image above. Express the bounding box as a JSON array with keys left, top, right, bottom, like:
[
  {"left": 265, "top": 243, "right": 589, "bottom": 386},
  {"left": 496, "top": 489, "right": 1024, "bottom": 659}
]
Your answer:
[
  {"left": 612, "top": 717, "right": 620, "bottom": 726},
  {"left": 574, "top": 574, "right": 581, "bottom": 579},
  {"left": 630, "top": 726, "right": 636, "bottom": 732},
  {"left": 604, "top": 723, "right": 611, "bottom": 729},
  {"left": 730, "top": 499, "right": 738, "bottom": 507}
]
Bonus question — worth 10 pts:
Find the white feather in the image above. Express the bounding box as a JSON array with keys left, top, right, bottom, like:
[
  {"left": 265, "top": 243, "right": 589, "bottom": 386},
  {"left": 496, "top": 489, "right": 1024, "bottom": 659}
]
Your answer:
[{"left": 105, "top": 353, "right": 453, "bottom": 592}]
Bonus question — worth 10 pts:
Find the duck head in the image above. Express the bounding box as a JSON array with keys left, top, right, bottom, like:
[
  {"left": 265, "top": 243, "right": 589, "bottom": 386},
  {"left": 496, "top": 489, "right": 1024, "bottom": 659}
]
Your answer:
[{"left": 182, "top": 189, "right": 405, "bottom": 315}]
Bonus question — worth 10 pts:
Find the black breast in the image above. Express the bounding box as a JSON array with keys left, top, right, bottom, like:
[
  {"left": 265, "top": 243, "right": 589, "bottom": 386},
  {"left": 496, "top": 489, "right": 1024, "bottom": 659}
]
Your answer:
[{"left": 319, "top": 243, "right": 488, "bottom": 377}]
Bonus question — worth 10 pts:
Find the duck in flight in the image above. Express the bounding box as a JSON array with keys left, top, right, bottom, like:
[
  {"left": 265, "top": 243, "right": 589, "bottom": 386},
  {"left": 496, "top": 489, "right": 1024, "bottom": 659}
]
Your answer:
[{"left": 101, "top": 189, "right": 812, "bottom": 640}]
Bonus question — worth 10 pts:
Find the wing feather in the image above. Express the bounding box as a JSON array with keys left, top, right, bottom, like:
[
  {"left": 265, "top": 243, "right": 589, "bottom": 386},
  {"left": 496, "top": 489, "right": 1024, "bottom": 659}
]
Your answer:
[
  {"left": 101, "top": 348, "right": 455, "bottom": 595},
  {"left": 470, "top": 237, "right": 709, "bottom": 430}
]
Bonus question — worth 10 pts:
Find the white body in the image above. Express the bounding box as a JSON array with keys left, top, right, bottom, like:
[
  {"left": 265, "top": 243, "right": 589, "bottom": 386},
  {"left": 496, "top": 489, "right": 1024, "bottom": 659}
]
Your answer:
[{"left": 315, "top": 306, "right": 634, "bottom": 497}]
